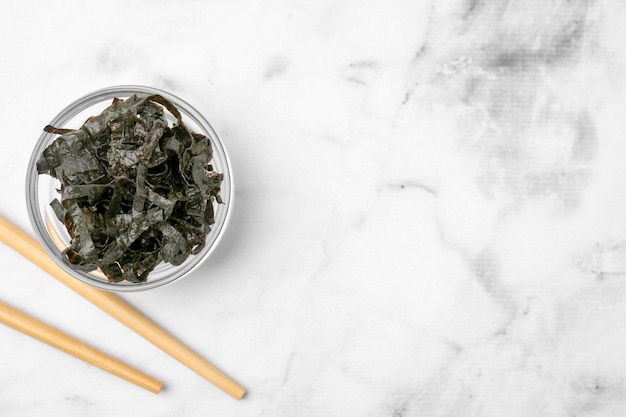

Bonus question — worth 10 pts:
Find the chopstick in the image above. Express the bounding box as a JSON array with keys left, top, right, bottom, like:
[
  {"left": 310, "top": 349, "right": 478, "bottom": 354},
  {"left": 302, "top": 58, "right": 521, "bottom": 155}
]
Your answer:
[
  {"left": 0, "top": 300, "right": 163, "bottom": 394},
  {"left": 0, "top": 216, "right": 246, "bottom": 400}
]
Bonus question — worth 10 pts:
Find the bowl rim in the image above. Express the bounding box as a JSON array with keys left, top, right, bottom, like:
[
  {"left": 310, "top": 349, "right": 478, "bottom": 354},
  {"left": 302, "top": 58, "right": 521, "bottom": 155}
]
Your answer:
[{"left": 25, "top": 85, "right": 234, "bottom": 292}]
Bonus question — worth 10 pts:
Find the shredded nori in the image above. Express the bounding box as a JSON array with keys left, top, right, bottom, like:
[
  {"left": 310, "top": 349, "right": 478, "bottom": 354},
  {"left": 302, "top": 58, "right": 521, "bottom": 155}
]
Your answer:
[{"left": 37, "top": 94, "right": 223, "bottom": 283}]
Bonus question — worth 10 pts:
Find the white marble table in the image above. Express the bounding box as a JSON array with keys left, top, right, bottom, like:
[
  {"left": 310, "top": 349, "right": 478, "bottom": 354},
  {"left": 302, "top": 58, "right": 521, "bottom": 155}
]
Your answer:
[{"left": 1, "top": 1, "right": 625, "bottom": 415}]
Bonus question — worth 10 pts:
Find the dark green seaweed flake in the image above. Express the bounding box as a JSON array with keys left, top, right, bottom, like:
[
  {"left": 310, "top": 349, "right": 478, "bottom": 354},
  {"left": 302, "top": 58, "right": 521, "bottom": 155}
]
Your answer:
[{"left": 37, "top": 94, "right": 223, "bottom": 283}]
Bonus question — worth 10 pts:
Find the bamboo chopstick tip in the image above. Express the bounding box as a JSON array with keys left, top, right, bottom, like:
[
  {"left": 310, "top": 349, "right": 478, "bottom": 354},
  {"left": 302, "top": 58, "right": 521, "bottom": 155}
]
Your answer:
[
  {"left": 232, "top": 387, "right": 246, "bottom": 400},
  {"left": 152, "top": 382, "right": 164, "bottom": 394}
]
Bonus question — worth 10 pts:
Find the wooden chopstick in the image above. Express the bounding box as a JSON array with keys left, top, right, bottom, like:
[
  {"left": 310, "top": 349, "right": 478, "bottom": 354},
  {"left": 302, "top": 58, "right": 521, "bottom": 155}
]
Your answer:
[
  {"left": 0, "top": 299, "right": 163, "bottom": 393},
  {"left": 0, "top": 216, "right": 246, "bottom": 400}
]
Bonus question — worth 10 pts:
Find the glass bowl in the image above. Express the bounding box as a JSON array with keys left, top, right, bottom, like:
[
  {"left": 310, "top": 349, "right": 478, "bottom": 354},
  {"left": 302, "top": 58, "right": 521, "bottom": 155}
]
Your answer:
[{"left": 25, "top": 85, "right": 233, "bottom": 292}]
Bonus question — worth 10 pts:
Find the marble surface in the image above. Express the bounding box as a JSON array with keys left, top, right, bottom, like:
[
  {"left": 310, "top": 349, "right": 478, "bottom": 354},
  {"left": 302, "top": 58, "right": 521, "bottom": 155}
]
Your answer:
[{"left": 1, "top": 0, "right": 626, "bottom": 415}]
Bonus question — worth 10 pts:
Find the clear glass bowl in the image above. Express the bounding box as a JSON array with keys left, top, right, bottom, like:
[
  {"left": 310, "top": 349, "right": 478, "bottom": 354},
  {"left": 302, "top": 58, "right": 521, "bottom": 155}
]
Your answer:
[{"left": 25, "top": 85, "right": 233, "bottom": 292}]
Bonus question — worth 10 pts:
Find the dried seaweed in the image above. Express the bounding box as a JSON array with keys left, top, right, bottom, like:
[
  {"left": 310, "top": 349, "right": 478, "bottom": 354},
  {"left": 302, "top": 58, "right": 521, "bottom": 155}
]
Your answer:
[{"left": 37, "top": 94, "right": 223, "bottom": 283}]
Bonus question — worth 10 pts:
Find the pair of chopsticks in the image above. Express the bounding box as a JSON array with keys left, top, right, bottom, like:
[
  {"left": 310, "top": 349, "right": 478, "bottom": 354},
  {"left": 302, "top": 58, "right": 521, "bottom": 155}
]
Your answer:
[{"left": 0, "top": 216, "right": 245, "bottom": 399}]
